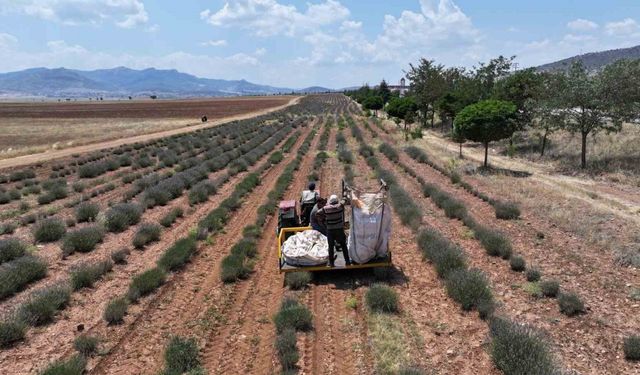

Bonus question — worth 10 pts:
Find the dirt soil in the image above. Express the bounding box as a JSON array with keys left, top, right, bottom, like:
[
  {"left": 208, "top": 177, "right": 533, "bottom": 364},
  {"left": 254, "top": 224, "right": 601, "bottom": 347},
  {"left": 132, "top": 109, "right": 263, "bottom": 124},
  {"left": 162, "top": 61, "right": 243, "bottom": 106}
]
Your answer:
[
  {"left": 0, "top": 96, "right": 298, "bottom": 166},
  {"left": 368, "top": 118, "right": 640, "bottom": 374}
]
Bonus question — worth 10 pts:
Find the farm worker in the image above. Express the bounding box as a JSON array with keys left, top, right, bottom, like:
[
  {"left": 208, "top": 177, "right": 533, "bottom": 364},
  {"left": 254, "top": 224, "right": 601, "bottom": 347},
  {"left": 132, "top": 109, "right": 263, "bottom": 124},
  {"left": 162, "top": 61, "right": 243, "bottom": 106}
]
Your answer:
[
  {"left": 300, "top": 182, "right": 319, "bottom": 226},
  {"left": 316, "top": 194, "right": 352, "bottom": 267},
  {"left": 309, "top": 197, "right": 327, "bottom": 235}
]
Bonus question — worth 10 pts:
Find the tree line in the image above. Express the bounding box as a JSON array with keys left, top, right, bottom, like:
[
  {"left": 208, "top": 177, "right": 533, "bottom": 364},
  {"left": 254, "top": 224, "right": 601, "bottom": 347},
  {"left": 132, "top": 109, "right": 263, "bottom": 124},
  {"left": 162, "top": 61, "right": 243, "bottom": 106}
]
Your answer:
[{"left": 346, "top": 56, "right": 640, "bottom": 168}]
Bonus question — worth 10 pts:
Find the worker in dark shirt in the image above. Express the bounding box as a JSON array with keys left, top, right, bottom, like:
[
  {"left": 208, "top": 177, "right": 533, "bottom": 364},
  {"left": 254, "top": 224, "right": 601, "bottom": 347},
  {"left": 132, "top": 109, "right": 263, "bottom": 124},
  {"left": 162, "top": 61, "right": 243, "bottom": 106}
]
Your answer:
[{"left": 316, "top": 194, "right": 351, "bottom": 267}]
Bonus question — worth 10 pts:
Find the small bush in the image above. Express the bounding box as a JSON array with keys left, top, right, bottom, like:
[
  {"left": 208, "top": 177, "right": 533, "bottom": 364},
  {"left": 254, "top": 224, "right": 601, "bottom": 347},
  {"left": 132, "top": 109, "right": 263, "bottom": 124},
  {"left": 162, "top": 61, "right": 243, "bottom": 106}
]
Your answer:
[
  {"left": 105, "top": 203, "right": 142, "bottom": 233},
  {"left": 157, "top": 237, "right": 197, "bottom": 271},
  {"left": 163, "top": 336, "right": 201, "bottom": 374},
  {"left": 70, "top": 260, "right": 113, "bottom": 290},
  {"left": 445, "top": 268, "right": 493, "bottom": 312},
  {"left": 132, "top": 223, "right": 162, "bottom": 249},
  {"left": 274, "top": 297, "right": 313, "bottom": 333},
  {"left": 0, "top": 222, "right": 17, "bottom": 235},
  {"left": 494, "top": 201, "right": 521, "bottom": 220},
  {"left": 33, "top": 218, "right": 66, "bottom": 243},
  {"left": 489, "top": 317, "right": 557, "bottom": 375},
  {"left": 624, "top": 335, "right": 640, "bottom": 361},
  {"left": 160, "top": 207, "right": 184, "bottom": 227},
  {"left": 0, "top": 318, "right": 26, "bottom": 348},
  {"left": 104, "top": 297, "right": 128, "bottom": 325},
  {"left": 220, "top": 253, "right": 253, "bottom": 282},
  {"left": 188, "top": 181, "right": 216, "bottom": 205},
  {"left": 61, "top": 226, "right": 105, "bottom": 257},
  {"left": 525, "top": 267, "right": 541, "bottom": 282},
  {"left": 75, "top": 202, "right": 99, "bottom": 223},
  {"left": 510, "top": 255, "right": 526, "bottom": 272},
  {"left": 285, "top": 272, "right": 312, "bottom": 290},
  {"left": 365, "top": 284, "right": 399, "bottom": 313},
  {"left": 558, "top": 292, "right": 585, "bottom": 316},
  {"left": 475, "top": 227, "right": 512, "bottom": 259},
  {"left": 417, "top": 228, "right": 466, "bottom": 278},
  {"left": 0, "top": 238, "right": 27, "bottom": 264},
  {"left": 19, "top": 284, "right": 71, "bottom": 326},
  {"left": 0, "top": 256, "right": 48, "bottom": 299},
  {"left": 40, "top": 355, "right": 87, "bottom": 375},
  {"left": 276, "top": 328, "right": 299, "bottom": 371},
  {"left": 127, "top": 267, "right": 166, "bottom": 302},
  {"left": 111, "top": 248, "right": 130, "bottom": 264},
  {"left": 539, "top": 280, "right": 560, "bottom": 298},
  {"left": 74, "top": 334, "right": 99, "bottom": 356}
]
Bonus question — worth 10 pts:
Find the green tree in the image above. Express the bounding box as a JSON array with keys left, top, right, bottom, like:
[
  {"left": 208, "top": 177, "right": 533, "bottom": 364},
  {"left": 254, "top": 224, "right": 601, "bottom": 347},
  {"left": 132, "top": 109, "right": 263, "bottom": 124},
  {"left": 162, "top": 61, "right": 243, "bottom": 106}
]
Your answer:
[
  {"left": 378, "top": 79, "right": 392, "bottom": 104},
  {"left": 473, "top": 56, "right": 515, "bottom": 100},
  {"left": 406, "top": 59, "right": 447, "bottom": 128},
  {"left": 526, "top": 72, "right": 566, "bottom": 157},
  {"left": 494, "top": 68, "right": 544, "bottom": 131},
  {"left": 451, "top": 125, "right": 466, "bottom": 158},
  {"left": 559, "top": 61, "right": 638, "bottom": 168},
  {"left": 386, "top": 96, "right": 418, "bottom": 140},
  {"left": 454, "top": 100, "right": 518, "bottom": 167},
  {"left": 363, "top": 95, "right": 384, "bottom": 116}
]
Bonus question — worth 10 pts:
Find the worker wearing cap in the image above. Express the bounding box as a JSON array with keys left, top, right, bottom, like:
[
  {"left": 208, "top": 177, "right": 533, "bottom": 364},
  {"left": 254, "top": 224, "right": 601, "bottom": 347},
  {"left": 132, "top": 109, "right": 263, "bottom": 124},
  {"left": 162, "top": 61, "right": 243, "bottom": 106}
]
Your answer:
[
  {"left": 316, "top": 194, "right": 352, "bottom": 267},
  {"left": 300, "top": 182, "right": 319, "bottom": 226}
]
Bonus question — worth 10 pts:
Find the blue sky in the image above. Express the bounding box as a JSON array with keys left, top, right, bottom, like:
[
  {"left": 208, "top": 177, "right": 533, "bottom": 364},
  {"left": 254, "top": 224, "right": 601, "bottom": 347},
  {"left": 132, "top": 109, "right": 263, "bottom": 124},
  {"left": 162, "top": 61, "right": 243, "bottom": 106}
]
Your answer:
[{"left": 0, "top": 0, "right": 639, "bottom": 88}]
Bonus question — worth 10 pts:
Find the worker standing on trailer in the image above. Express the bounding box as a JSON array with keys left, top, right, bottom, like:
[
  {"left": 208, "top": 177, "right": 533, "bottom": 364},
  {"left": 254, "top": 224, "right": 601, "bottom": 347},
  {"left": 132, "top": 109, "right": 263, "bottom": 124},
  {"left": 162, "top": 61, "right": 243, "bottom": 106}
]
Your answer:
[
  {"left": 316, "top": 195, "right": 351, "bottom": 267},
  {"left": 310, "top": 197, "right": 327, "bottom": 235},
  {"left": 300, "top": 182, "right": 319, "bottom": 226}
]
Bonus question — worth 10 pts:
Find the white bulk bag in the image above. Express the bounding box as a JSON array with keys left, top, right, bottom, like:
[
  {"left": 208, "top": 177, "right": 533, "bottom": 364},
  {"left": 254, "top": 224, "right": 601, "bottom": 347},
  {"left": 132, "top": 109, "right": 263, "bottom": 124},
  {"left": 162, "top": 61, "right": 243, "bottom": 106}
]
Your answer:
[
  {"left": 347, "top": 191, "right": 391, "bottom": 264},
  {"left": 282, "top": 230, "right": 329, "bottom": 266}
]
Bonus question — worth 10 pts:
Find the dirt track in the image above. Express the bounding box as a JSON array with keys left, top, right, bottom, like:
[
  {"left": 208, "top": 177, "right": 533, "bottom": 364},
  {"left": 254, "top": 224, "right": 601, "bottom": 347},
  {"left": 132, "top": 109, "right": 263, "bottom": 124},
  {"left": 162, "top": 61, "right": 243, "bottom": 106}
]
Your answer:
[{"left": 0, "top": 96, "right": 299, "bottom": 170}]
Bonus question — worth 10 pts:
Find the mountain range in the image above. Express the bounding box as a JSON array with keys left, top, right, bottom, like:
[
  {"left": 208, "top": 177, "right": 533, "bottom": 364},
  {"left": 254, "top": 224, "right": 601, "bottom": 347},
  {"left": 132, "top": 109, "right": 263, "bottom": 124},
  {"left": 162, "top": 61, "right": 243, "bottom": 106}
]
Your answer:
[
  {"left": 536, "top": 44, "right": 640, "bottom": 72},
  {"left": 0, "top": 67, "right": 333, "bottom": 98},
  {"left": 1, "top": 44, "right": 639, "bottom": 98}
]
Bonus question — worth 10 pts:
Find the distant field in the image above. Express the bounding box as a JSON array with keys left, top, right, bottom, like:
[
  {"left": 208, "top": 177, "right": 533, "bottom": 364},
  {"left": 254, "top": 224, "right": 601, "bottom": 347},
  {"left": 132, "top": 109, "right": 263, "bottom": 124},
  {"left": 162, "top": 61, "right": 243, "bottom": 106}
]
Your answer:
[{"left": 0, "top": 96, "right": 293, "bottom": 160}]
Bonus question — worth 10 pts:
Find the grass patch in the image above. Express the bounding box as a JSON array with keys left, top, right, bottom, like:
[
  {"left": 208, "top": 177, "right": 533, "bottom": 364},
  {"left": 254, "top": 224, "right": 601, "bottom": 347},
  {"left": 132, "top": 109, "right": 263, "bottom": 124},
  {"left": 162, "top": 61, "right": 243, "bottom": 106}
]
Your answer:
[
  {"left": 132, "top": 222, "right": 162, "bottom": 249},
  {"left": 494, "top": 201, "right": 521, "bottom": 220},
  {"left": 475, "top": 226, "right": 512, "bottom": 259},
  {"left": 61, "top": 226, "right": 105, "bottom": 257},
  {"left": 489, "top": 317, "right": 558, "bottom": 375},
  {"left": 74, "top": 334, "right": 99, "bottom": 356},
  {"left": 284, "top": 272, "right": 312, "bottom": 290},
  {"left": 0, "top": 255, "right": 48, "bottom": 300},
  {"left": 33, "top": 218, "right": 66, "bottom": 243},
  {"left": 276, "top": 328, "right": 299, "bottom": 372},
  {"left": 70, "top": 259, "right": 113, "bottom": 290},
  {"left": 539, "top": 280, "right": 560, "bottom": 298},
  {"left": 365, "top": 284, "right": 399, "bottom": 313},
  {"left": 273, "top": 297, "right": 313, "bottom": 333},
  {"left": 0, "top": 238, "right": 27, "bottom": 264},
  {"left": 75, "top": 202, "right": 99, "bottom": 223},
  {"left": 103, "top": 297, "right": 128, "bottom": 325},
  {"left": 510, "top": 255, "right": 526, "bottom": 272},
  {"left": 558, "top": 292, "right": 585, "bottom": 316},
  {"left": 40, "top": 355, "right": 87, "bottom": 375},
  {"left": 624, "top": 335, "right": 640, "bottom": 361},
  {"left": 163, "top": 336, "right": 202, "bottom": 375},
  {"left": 19, "top": 284, "right": 71, "bottom": 326},
  {"left": 127, "top": 267, "right": 166, "bottom": 302},
  {"left": 157, "top": 237, "right": 197, "bottom": 272},
  {"left": 445, "top": 268, "right": 493, "bottom": 313},
  {"left": 367, "top": 312, "right": 411, "bottom": 375},
  {"left": 0, "top": 318, "right": 26, "bottom": 348}
]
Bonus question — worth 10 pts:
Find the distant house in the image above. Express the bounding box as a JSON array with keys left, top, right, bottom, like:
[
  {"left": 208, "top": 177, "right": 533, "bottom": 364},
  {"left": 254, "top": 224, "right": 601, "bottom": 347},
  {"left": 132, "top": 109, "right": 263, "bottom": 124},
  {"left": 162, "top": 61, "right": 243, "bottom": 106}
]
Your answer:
[{"left": 388, "top": 78, "right": 409, "bottom": 97}]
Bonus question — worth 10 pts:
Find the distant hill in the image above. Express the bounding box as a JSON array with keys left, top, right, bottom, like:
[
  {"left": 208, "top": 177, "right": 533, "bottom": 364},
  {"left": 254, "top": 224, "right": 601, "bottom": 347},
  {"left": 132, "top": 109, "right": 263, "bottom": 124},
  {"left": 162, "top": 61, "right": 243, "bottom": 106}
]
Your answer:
[
  {"left": 0, "top": 67, "right": 335, "bottom": 98},
  {"left": 536, "top": 44, "right": 640, "bottom": 72}
]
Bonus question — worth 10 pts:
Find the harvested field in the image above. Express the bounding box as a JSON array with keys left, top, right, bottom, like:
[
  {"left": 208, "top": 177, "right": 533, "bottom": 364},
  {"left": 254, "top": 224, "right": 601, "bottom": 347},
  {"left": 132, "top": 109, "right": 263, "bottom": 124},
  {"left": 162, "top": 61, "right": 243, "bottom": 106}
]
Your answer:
[
  {"left": 0, "top": 94, "right": 638, "bottom": 375},
  {"left": 0, "top": 96, "right": 295, "bottom": 161}
]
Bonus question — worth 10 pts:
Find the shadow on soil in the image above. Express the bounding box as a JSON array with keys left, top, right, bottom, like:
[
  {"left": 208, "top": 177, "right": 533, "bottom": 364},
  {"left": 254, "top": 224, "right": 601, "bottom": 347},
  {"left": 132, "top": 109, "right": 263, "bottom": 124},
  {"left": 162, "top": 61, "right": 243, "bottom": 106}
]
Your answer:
[
  {"left": 310, "top": 265, "right": 408, "bottom": 291},
  {"left": 475, "top": 165, "right": 532, "bottom": 178}
]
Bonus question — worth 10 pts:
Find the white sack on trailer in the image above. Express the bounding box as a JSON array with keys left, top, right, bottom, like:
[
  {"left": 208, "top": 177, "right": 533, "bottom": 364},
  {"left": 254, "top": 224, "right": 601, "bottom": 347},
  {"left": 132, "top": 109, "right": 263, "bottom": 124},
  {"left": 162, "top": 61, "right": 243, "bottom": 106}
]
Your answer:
[
  {"left": 347, "top": 191, "right": 391, "bottom": 264},
  {"left": 282, "top": 230, "right": 329, "bottom": 266}
]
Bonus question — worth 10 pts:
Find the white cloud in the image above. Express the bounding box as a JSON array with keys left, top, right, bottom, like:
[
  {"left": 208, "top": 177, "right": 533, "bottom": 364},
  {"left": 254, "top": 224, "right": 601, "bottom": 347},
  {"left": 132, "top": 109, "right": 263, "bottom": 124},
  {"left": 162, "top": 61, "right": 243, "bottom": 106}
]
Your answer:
[
  {"left": 0, "top": 0, "right": 148, "bottom": 28},
  {"left": 371, "top": 0, "right": 481, "bottom": 63},
  {"left": 200, "top": 39, "right": 228, "bottom": 47},
  {"left": 254, "top": 47, "right": 266, "bottom": 56},
  {"left": 567, "top": 18, "right": 598, "bottom": 32},
  {"left": 605, "top": 18, "right": 639, "bottom": 36},
  {"left": 200, "top": 0, "right": 349, "bottom": 37},
  {"left": 0, "top": 33, "right": 18, "bottom": 49}
]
